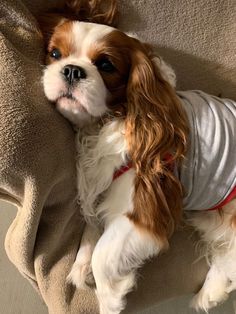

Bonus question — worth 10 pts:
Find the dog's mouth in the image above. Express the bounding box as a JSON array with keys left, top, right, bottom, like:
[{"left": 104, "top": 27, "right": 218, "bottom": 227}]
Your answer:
[
  {"left": 56, "top": 91, "right": 88, "bottom": 113},
  {"left": 60, "top": 92, "right": 75, "bottom": 100}
]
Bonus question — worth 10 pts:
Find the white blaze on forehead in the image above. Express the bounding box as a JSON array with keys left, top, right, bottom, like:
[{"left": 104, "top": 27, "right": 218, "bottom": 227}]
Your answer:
[{"left": 72, "top": 21, "right": 114, "bottom": 57}]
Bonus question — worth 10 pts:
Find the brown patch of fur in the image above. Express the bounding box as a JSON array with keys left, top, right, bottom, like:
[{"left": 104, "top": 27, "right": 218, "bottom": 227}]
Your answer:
[
  {"left": 88, "top": 30, "right": 189, "bottom": 242},
  {"left": 64, "top": 0, "right": 118, "bottom": 26},
  {"left": 87, "top": 31, "right": 133, "bottom": 113},
  {"left": 99, "top": 35, "right": 189, "bottom": 242},
  {"left": 37, "top": 14, "right": 67, "bottom": 44},
  {"left": 126, "top": 46, "right": 189, "bottom": 242},
  {"left": 47, "top": 21, "right": 74, "bottom": 63},
  {"left": 37, "top": 0, "right": 118, "bottom": 45}
]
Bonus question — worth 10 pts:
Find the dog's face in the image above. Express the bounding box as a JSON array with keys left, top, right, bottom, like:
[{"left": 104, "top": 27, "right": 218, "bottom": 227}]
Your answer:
[
  {"left": 44, "top": 21, "right": 135, "bottom": 126},
  {"left": 43, "top": 20, "right": 177, "bottom": 126}
]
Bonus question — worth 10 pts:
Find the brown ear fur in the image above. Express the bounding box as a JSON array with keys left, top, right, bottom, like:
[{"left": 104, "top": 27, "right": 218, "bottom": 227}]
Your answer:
[
  {"left": 38, "top": 0, "right": 118, "bottom": 43},
  {"left": 37, "top": 14, "right": 68, "bottom": 44},
  {"left": 126, "top": 44, "right": 188, "bottom": 244},
  {"left": 64, "top": 0, "right": 118, "bottom": 26}
]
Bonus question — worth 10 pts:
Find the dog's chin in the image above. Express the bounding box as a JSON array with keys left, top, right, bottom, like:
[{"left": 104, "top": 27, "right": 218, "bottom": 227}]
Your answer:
[
  {"left": 56, "top": 96, "right": 93, "bottom": 127},
  {"left": 57, "top": 96, "right": 87, "bottom": 113}
]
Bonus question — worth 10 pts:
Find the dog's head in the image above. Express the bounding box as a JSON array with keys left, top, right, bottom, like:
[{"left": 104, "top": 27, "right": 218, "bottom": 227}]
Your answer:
[
  {"left": 41, "top": 0, "right": 176, "bottom": 127},
  {"left": 40, "top": 0, "right": 188, "bottom": 240}
]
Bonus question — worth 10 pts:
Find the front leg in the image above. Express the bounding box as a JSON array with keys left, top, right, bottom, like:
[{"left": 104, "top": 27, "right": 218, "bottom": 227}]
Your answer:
[
  {"left": 91, "top": 215, "right": 161, "bottom": 314},
  {"left": 67, "top": 223, "right": 101, "bottom": 289}
]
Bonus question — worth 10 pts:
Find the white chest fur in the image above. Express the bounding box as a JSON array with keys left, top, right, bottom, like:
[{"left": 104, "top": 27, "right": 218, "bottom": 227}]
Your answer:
[{"left": 76, "top": 120, "right": 132, "bottom": 223}]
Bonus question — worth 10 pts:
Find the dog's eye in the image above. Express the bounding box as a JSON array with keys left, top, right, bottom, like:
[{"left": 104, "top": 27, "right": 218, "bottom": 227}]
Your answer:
[
  {"left": 50, "top": 48, "right": 62, "bottom": 60},
  {"left": 95, "top": 58, "right": 116, "bottom": 73}
]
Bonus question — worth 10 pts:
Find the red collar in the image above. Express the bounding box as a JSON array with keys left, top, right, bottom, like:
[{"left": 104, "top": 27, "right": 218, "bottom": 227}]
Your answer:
[
  {"left": 113, "top": 161, "right": 133, "bottom": 180},
  {"left": 113, "top": 153, "right": 174, "bottom": 181}
]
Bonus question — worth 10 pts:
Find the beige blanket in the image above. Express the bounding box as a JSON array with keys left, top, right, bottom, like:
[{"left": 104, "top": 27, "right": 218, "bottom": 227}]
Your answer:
[{"left": 0, "top": 0, "right": 235, "bottom": 313}]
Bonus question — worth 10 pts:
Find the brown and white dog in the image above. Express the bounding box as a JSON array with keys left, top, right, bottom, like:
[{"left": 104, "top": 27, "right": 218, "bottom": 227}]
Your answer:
[{"left": 40, "top": 1, "right": 236, "bottom": 313}]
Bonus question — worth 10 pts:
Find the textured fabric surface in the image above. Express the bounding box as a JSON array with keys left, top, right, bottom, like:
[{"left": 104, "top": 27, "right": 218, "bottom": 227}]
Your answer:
[
  {"left": 118, "top": 0, "right": 236, "bottom": 99},
  {"left": 0, "top": 0, "right": 235, "bottom": 313},
  {"left": 0, "top": 0, "right": 97, "bottom": 313}
]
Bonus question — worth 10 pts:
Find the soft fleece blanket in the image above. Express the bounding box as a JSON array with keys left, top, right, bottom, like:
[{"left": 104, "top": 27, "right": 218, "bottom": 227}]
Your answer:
[{"left": 0, "top": 0, "right": 235, "bottom": 313}]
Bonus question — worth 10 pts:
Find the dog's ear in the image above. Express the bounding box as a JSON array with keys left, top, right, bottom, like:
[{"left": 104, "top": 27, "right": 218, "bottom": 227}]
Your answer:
[
  {"left": 125, "top": 43, "right": 188, "bottom": 243},
  {"left": 64, "top": 0, "right": 118, "bottom": 26},
  {"left": 37, "top": 13, "right": 68, "bottom": 45},
  {"left": 37, "top": 0, "right": 118, "bottom": 45}
]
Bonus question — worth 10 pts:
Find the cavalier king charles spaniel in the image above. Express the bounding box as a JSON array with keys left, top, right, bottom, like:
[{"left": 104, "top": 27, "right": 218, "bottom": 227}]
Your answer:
[{"left": 40, "top": 1, "right": 236, "bottom": 313}]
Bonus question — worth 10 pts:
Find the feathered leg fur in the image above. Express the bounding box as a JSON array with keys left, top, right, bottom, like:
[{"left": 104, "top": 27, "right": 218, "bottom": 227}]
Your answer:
[{"left": 189, "top": 199, "right": 236, "bottom": 312}]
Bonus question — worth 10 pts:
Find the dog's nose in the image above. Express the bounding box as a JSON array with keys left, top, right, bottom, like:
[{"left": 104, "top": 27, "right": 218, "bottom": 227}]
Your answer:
[{"left": 62, "top": 65, "right": 87, "bottom": 84}]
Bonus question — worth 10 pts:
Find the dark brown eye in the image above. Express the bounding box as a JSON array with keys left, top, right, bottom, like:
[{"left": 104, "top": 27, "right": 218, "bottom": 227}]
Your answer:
[
  {"left": 50, "top": 48, "right": 61, "bottom": 60},
  {"left": 95, "top": 58, "right": 116, "bottom": 73}
]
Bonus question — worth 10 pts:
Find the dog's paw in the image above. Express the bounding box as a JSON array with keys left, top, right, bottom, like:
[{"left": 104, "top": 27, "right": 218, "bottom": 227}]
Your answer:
[
  {"left": 85, "top": 270, "right": 96, "bottom": 288},
  {"left": 190, "top": 285, "right": 229, "bottom": 312},
  {"left": 67, "top": 261, "right": 94, "bottom": 289},
  {"left": 226, "top": 280, "right": 236, "bottom": 294}
]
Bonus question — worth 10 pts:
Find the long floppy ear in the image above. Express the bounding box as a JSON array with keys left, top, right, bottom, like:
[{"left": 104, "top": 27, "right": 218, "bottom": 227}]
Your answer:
[
  {"left": 37, "top": 14, "right": 67, "bottom": 44},
  {"left": 126, "top": 46, "right": 188, "bottom": 244},
  {"left": 64, "top": 0, "right": 118, "bottom": 26},
  {"left": 37, "top": 0, "right": 118, "bottom": 43}
]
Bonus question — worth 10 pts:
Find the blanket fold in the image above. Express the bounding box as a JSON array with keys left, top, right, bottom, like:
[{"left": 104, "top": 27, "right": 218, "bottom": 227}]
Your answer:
[{"left": 0, "top": 0, "right": 98, "bottom": 312}]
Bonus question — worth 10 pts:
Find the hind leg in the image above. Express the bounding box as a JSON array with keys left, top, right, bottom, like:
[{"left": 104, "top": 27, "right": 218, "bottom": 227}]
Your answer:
[
  {"left": 191, "top": 263, "right": 229, "bottom": 311},
  {"left": 189, "top": 201, "right": 236, "bottom": 312}
]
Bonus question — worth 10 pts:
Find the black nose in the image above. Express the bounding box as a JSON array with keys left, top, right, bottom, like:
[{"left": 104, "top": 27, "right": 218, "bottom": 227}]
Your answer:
[{"left": 62, "top": 65, "right": 87, "bottom": 84}]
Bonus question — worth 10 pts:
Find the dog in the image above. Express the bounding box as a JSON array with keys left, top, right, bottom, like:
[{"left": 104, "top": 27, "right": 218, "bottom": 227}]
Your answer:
[{"left": 40, "top": 1, "right": 236, "bottom": 313}]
